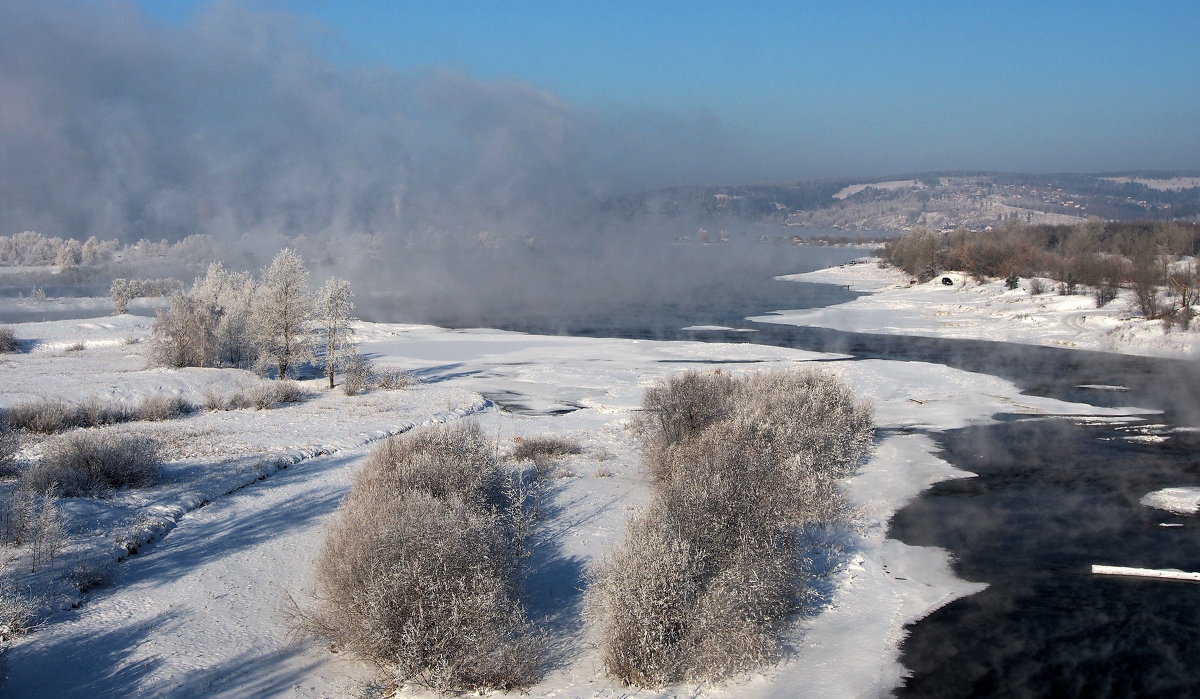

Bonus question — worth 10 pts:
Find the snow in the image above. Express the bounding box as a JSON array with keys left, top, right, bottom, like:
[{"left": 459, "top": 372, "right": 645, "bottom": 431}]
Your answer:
[
  {"left": 1100, "top": 176, "right": 1200, "bottom": 191},
  {"left": 1091, "top": 565, "right": 1200, "bottom": 582},
  {"left": 1141, "top": 487, "right": 1200, "bottom": 515},
  {"left": 833, "top": 180, "right": 922, "bottom": 200},
  {"left": 0, "top": 302, "right": 1155, "bottom": 697},
  {"left": 754, "top": 259, "right": 1200, "bottom": 358},
  {"left": 681, "top": 324, "right": 758, "bottom": 332}
]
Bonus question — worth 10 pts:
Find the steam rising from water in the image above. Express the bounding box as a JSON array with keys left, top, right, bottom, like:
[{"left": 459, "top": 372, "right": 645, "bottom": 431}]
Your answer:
[
  {"left": 1, "top": 0, "right": 830, "bottom": 321},
  {"left": 0, "top": 0, "right": 736, "bottom": 243}
]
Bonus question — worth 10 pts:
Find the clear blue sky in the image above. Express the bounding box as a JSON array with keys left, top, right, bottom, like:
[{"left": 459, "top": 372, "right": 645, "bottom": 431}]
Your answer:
[{"left": 139, "top": 0, "right": 1199, "bottom": 179}]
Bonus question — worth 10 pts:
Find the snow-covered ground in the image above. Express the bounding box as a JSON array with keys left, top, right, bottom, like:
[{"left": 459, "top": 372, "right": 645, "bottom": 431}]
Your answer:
[
  {"left": 752, "top": 260, "right": 1200, "bottom": 358},
  {"left": 0, "top": 307, "right": 1155, "bottom": 697}
]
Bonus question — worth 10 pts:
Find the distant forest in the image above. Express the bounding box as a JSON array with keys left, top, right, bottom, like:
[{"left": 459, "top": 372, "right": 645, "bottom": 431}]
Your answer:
[{"left": 607, "top": 172, "right": 1200, "bottom": 223}]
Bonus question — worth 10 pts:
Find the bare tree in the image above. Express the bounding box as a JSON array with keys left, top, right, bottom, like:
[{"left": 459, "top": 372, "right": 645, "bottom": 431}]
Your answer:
[
  {"left": 253, "top": 248, "right": 313, "bottom": 379},
  {"left": 317, "top": 277, "right": 356, "bottom": 389}
]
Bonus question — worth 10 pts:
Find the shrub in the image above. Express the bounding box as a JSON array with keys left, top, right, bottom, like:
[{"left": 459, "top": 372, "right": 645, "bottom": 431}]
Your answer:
[
  {"left": 297, "top": 423, "right": 543, "bottom": 692},
  {"left": 271, "top": 379, "right": 308, "bottom": 404},
  {"left": 65, "top": 341, "right": 86, "bottom": 352},
  {"left": 633, "top": 370, "right": 739, "bottom": 481},
  {"left": 20, "top": 431, "right": 161, "bottom": 497},
  {"left": 138, "top": 394, "right": 194, "bottom": 422},
  {"left": 375, "top": 368, "right": 414, "bottom": 391},
  {"left": 340, "top": 352, "right": 373, "bottom": 395},
  {"left": 0, "top": 419, "right": 18, "bottom": 478},
  {"left": 7, "top": 399, "right": 86, "bottom": 434},
  {"left": 7, "top": 396, "right": 187, "bottom": 433},
  {"left": 590, "top": 368, "right": 873, "bottom": 686},
  {"left": 1005, "top": 274, "right": 1020, "bottom": 290},
  {"left": 1093, "top": 284, "right": 1119, "bottom": 308},
  {"left": 249, "top": 379, "right": 308, "bottom": 410},
  {"left": 2, "top": 486, "right": 67, "bottom": 572},
  {"left": 0, "top": 326, "right": 18, "bottom": 353},
  {"left": 355, "top": 423, "right": 501, "bottom": 508},
  {"left": 69, "top": 559, "right": 118, "bottom": 593},
  {"left": 0, "top": 581, "right": 39, "bottom": 641},
  {"left": 1028, "top": 278, "right": 1048, "bottom": 295},
  {"left": 305, "top": 491, "right": 541, "bottom": 691},
  {"left": 226, "top": 389, "right": 253, "bottom": 410},
  {"left": 507, "top": 435, "right": 583, "bottom": 463},
  {"left": 202, "top": 387, "right": 227, "bottom": 412}
]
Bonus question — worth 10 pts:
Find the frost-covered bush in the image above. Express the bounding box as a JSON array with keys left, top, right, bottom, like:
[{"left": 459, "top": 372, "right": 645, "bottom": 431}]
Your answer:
[
  {"left": 6, "top": 395, "right": 193, "bottom": 433},
  {"left": 375, "top": 368, "right": 414, "bottom": 391},
  {"left": 340, "top": 351, "right": 372, "bottom": 395},
  {"left": 507, "top": 435, "right": 583, "bottom": 463},
  {"left": 7, "top": 399, "right": 89, "bottom": 433},
  {"left": 20, "top": 431, "right": 161, "bottom": 497},
  {"left": 633, "top": 370, "right": 739, "bottom": 481},
  {"left": 202, "top": 387, "right": 226, "bottom": 412},
  {"left": 590, "top": 368, "right": 873, "bottom": 686},
  {"left": 2, "top": 486, "right": 67, "bottom": 572},
  {"left": 138, "top": 394, "right": 195, "bottom": 422},
  {"left": 0, "top": 581, "right": 39, "bottom": 641},
  {"left": 355, "top": 423, "right": 501, "bottom": 508},
  {"left": 0, "top": 326, "right": 18, "bottom": 353},
  {"left": 297, "top": 423, "right": 543, "bottom": 692},
  {"left": 588, "top": 519, "right": 798, "bottom": 686},
  {"left": 1093, "top": 283, "right": 1119, "bottom": 308},
  {"left": 249, "top": 379, "right": 308, "bottom": 410}
]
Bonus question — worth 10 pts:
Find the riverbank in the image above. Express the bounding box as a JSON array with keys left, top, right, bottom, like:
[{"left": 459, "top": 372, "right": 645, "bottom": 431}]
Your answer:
[{"left": 754, "top": 259, "right": 1200, "bottom": 359}]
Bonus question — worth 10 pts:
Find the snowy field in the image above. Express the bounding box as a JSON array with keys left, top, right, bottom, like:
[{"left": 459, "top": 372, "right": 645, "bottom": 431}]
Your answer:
[
  {"left": 0, "top": 301, "right": 1156, "bottom": 697},
  {"left": 755, "top": 259, "right": 1200, "bottom": 359}
]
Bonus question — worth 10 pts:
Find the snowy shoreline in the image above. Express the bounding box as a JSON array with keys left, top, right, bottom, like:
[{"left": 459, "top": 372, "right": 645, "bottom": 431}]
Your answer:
[
  {"left": 754, "top": 259, "right": 1200, "bottom": 359},
  {"left": 1, "top": 307, "right": 1155, "bottom": 697}
]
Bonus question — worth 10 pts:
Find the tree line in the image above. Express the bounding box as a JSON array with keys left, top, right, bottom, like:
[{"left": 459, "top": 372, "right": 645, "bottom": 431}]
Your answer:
[{"left": 881, "top": 221, "right": 1200, "bottom": 327}]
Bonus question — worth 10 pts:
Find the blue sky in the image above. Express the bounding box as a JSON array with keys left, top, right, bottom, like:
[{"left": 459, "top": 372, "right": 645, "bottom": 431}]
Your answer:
[{"left": 140, "top": 1, "right": 1200, "bottom": 179}]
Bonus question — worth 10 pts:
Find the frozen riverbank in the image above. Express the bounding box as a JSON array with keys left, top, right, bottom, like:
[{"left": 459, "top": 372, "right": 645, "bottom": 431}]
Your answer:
[{"left": 753, "top": 259, "right": 1200, "bottom": 359}]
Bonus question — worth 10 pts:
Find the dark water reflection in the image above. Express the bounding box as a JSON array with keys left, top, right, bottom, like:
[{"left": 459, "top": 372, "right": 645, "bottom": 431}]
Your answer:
[{"left": 892, "top": 419, "right": 1200, "bottom": 698}]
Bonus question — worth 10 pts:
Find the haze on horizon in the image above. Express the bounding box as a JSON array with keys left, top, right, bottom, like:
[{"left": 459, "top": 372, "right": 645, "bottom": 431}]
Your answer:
[{"left": 1, "top": 0, "right": 1197, "bottom": 241}]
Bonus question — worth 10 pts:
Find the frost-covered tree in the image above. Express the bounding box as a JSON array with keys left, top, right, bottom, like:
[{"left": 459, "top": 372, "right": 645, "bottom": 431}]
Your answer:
[
  {"left": 191, "top": 262, "right": 257, "bottom": 365},
  {"left": 317, "top": 277, "right": 356, "bottom": 389},
  {"left": 109, "top": 278, "right": 133, "bottom": 315},
  {"left": 149, "top": 292, "right": 219, "bottom": 368},
  {"left": 253, "top": 248, "right": 313, "bottom": 379}
]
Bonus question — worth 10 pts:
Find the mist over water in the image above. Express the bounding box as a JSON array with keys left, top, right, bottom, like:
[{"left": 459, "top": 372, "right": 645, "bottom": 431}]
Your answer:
[{"left": 0, "top": 0, "right": 743, "bottom": 244}]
